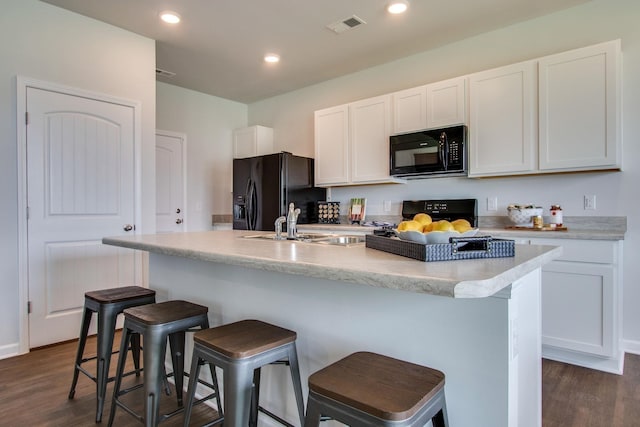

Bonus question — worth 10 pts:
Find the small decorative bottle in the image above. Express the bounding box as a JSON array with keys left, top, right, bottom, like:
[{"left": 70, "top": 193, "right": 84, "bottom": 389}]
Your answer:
[{"left": 549, "top": 205, "right": 563, "bottom": 227}]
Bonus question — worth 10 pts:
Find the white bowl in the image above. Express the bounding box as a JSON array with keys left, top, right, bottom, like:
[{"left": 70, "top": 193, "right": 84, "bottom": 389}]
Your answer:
[
  {"left": 507, "top": 207, "right": 543, "bottom": 225},
  {"left": 396, "top": 228, "right": 479, "bottom": 244}
]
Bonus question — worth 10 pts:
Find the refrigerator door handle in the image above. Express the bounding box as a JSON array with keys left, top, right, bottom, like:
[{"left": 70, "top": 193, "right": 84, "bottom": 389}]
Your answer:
[{"left": 247, "top": 178, "right": 258, "bottom": 230}]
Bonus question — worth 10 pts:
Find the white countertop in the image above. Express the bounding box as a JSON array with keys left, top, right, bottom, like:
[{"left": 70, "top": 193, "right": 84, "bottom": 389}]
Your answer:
[
  {"left": 299, "top": 222, "right": 625, "bottom": 241},
  {"left": 103, "top": 230, "right": 561, "bottom": 299}
]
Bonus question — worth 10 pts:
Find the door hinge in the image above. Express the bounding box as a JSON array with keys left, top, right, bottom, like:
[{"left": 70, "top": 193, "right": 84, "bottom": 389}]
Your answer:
[
  {"left": 26, "top": 206, "right": 30, "bottom": 220},
  {"left": 27, "top": 301, "right": 32, "bottom": 314},
  {"left": 25, "top": 112, "right": 29, "bottom": 125}
]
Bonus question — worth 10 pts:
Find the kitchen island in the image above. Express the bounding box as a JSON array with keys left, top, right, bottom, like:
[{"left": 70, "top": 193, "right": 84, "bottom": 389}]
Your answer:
[{"left": 103, "top": 230, "right": 561, "bottom": 427}]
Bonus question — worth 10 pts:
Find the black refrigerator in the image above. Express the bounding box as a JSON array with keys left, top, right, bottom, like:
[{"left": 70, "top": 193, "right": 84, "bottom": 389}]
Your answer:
[{"left": 233, "top": 152, "right": 326, "bottom": 231}]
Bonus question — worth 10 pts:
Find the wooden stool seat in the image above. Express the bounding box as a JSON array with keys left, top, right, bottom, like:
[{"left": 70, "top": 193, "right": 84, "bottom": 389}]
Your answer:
[
  {"left": 305, "top": 352, "right": 449, "bottom": 427},
  {"left": 183, "top": 319, "right": 305, "bottom": 427},
  {"left": 68, "top": 285, "right": 156, "bottom": 423},
  {"left": 124, "top": 299, "right": 209, "bottom": 325},
  {"left": 193, "top": 319, "right": 297, "bottom": 358},
  {"left": 85, "top": 285, "right": 156, "bottom": 304}
]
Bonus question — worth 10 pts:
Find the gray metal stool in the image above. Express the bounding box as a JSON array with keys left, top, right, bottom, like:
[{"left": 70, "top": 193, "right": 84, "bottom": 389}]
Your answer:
[
  {"left": 107, "top": 300, "right": 222, "bottom": 427},
  {"left": 68, "top": 285, "right": 156, "bottom": 422},
  {"left": 304, "top": 351, "right": 449, "bottom": 427},
  {"left": 183, "top": 319, "right": 305, "bottom": 427}
]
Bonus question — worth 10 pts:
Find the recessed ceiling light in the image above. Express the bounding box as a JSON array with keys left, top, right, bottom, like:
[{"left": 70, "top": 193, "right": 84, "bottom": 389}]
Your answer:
[
  {"left": 160, "top": 11, "right": 181, "bottom": 24},
  {"left": 387, "top": 0, "right": 409, "bottom": 14},
  {"left": 264, "top": 53, "right": 280, "bottom": 64}
]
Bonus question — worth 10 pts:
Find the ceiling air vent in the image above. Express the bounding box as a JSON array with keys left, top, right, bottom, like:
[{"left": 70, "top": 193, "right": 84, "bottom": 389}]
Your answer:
[
  {"left": 155, "top": 68, "right": 176, "bottom": 78},
  {"left": 326, "top": 15, "right": 366, "bottom": 34}
]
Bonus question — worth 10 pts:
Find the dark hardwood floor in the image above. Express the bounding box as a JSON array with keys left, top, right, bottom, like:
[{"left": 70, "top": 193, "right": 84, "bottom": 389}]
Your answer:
[
  {"left": 1, "top": 335, "right": 639, "bottom": 426},
  {"left": 0, "top": 334, "right": 220, "bottom": 426},
  {"left": 542, "top": 354, "right": 640, "bottom": 427}
]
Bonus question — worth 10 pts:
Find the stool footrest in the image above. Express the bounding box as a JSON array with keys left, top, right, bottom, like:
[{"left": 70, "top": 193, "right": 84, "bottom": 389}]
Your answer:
[{"left": 258, "top": 405, "right": 296, "bottom": 427}]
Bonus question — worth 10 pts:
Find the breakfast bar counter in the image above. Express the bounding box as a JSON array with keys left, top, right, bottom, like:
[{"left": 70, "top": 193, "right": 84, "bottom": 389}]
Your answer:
[{"left": 103, "top": 230, "right": 561, "bottom": 427}]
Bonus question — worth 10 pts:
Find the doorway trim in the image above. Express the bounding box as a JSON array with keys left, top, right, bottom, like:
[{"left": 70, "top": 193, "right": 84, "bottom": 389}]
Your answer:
[
  {"left": 156, "top": 129, "right": 189, "bottom": 232},
  {"left": 16, "top": 76, "right": 143, "bottom": 354}
]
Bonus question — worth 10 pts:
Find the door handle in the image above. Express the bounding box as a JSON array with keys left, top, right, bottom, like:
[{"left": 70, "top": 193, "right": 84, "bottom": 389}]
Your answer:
[
  {"left": 176, "top": 219, "right": 183, "bottom": 224},
  {"left": 123, "top": 224, "right": 134, "bottom": 232}
]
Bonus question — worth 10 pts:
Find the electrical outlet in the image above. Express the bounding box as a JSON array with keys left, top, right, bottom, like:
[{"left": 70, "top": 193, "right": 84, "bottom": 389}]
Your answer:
[
  {"left": 584, "top": 194, "right": 596, "bottom": 210},
  {"left": 487, "top": 197, "right": 498, "bottom": 212},
  {"left": 383, "top": 200, "right": 392, "bottom": 212}
]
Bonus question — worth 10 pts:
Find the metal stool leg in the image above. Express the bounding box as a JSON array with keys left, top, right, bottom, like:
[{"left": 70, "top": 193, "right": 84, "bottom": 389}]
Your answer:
[
  {"left": 107, "top": 326, "right": 133, "bottom": 427},
  {"left": 69, "top": 306, "right": 93, "bottom": 400},
  {"left": 169, "top": 330, "right": 187, "bottom": 406},
  {"left": 249, "top": 367, "right": 261, "bottom": 427},
  {"left": 95, "top": 304, "right": 120, "bottom": 422},
  {"left": 287, "top": 344, "right": 306, "bottom": 425},
  {"left": 131, "top": 332, "right": 142, "bottom": 376},
  {"left": 182, "top": 349, "right": 204, "bottom": 427},
  {"left": 225, "top": 362, "right": 254, "bottom": 426},
  {"left": 144, "top": 328, "right": 168, "bottom": 427}
]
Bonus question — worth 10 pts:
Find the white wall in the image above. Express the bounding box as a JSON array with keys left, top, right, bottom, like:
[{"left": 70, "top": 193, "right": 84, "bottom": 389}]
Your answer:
[
  {"left": 249, "top": 0, "right": 640, "bottom": 350},
  {"left": 156, "top": 82, "right": 247, "bottom": 229},
  {"left": 0, "top": 0, "right": 155, "bottom": 356}
]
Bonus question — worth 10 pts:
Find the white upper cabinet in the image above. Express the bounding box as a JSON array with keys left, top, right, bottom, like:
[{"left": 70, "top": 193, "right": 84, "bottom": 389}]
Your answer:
[
  {"left": 468, "top": 61, "right": 537, "bottom": 177},
  {"left": 392, "top": 86, "right": 427, "bottom": 134},
  {"left": 314, "top": 105, "right": 349, "bottom": 186},
  {"left": 315, "top": 95, "right": 401, "bottom": 187},
  {"left": 233, "top": 125, "right": 274, "bottom": 158},
  {"left": 392, "top": 77, "right": 466, "bottom": 135},
  {"left": 350, "top": 95, "right": 393, "bottom": 183},
  {"left": 426, "top": 77, "right": 466, "bottom": 129},
  {"left": 538, "top": 40, "right": 621, "bottom": 171}
]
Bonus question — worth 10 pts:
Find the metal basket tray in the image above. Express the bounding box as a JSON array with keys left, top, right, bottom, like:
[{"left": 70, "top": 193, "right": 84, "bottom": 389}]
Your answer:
[{"left": 365, "top": 234, "right": 515, "bottom": 262}]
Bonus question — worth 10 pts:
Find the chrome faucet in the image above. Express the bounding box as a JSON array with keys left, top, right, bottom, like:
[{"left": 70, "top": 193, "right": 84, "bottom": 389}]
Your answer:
[
  {"left": 286, "top": 203, "right": 301, "bottom": 239},
  {"left": 274, "top": 216, "right": 286, "bottom": 240}
]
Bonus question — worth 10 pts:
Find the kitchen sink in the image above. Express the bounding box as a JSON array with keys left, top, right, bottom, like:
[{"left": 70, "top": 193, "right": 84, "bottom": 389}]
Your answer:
[
  {"left": 243, "top": 232, "right": 336, "bottom": 241},
  {"left": 308, "top": 235, "right": 366, "bottom": 246},
  {"left": 242, "top": 233, "right": 365, "bottom": 246}
]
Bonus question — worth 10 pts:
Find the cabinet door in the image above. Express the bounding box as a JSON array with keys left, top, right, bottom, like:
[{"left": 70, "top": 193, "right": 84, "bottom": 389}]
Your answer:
[
  {"left": 314, "top": 105, "right": 349, "bottom": 186},
  {"left": 233, "top": 125, "right": 273, "bottom": 159},
  {"left": 468, "top": 61, "right": 537, "bottom": 177},
  {"left": 426, "top": 77, "right": 466, "bottom": 128},
  {"left": 541, "top": 261, "right": 614, "bottom": 357},
  {"left": 350, "top": 95, "right": 392, "bottom": 183},
  {"left": 392, "top": 86, "right": 427, "bottom": 134},
  {"left": 538, "top": 40, "right": 621, "bottom": 171},
  {"left": 233, "top": 127, "right": 258, "bottom": 159}
]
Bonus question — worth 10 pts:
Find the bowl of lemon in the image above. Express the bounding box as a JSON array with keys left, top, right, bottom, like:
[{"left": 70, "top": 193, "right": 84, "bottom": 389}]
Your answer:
[{"left": 395, "top": 213, "right": 478, "bottom": 244}]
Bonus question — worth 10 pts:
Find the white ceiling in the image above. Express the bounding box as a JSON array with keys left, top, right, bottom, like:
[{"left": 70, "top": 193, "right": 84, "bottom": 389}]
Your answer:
[{"left": 41, "top": 0, "right": 590, "bottom": 104}]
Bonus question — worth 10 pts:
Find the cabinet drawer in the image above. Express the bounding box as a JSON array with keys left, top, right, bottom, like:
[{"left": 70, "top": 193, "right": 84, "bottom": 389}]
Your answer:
[{"left": 531, "top": 238, "right": 616, "bottom": 264}]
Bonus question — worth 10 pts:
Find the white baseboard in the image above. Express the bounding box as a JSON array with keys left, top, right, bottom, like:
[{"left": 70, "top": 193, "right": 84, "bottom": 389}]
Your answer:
[
  {"left": 542, "top": 345, "right": 624, "bottom": 375},
  {"left": 623, "top": 339, "right": 640, "bottom": 355},
  {"left": 0, "top": 343, "right": 20, "bottom": 360}
]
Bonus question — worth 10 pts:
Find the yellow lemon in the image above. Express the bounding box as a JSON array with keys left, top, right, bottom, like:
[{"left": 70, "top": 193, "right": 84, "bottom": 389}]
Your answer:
[
  {"left": 397, "top": 220, "right": 423, "bottom": 232},
  {"left": 413, "top": 213, "right": 432, "bottom": 226},
  {"left": 431, "top": 220, "right": 455, "bottom": 232},
  {"left": 422, "top": 223, "right": 434, "bottom": 233},
  {"left": 451, "top": 219, "right": 472, "bottom": 233}
]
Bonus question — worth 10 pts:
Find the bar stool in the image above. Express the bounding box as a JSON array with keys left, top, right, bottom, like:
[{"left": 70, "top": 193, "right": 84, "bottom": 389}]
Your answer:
[
  {"left": 107, "top": 300, "right": 222, "bottom": 427},
  {"left": 183, "top": 319, "right": 305, "bottom": 427},
  {"left": 68, "top": 285, "right": 156, "bottom": 422},
  {"left": 304, "top": 351, "right": 449, "bottom": 427}
]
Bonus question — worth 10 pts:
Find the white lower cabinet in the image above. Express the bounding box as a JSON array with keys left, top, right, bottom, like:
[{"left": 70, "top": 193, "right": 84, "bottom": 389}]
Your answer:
[{"left": 530, "top": 237, "right": 623, "bottom": 373}]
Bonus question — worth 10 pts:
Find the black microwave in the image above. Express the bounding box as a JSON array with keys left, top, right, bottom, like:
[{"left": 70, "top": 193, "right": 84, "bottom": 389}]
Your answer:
[{"left": 390, "top": 125, "right": 467, "bottom": 178}]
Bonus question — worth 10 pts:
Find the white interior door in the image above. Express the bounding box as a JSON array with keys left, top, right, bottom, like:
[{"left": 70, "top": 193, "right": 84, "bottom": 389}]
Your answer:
[
  {"left": 155, "top": 132, "right": 185, "bottom": 233},
  {"left": 26, "top": 87, "right": 139, "bottom": 348}
]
